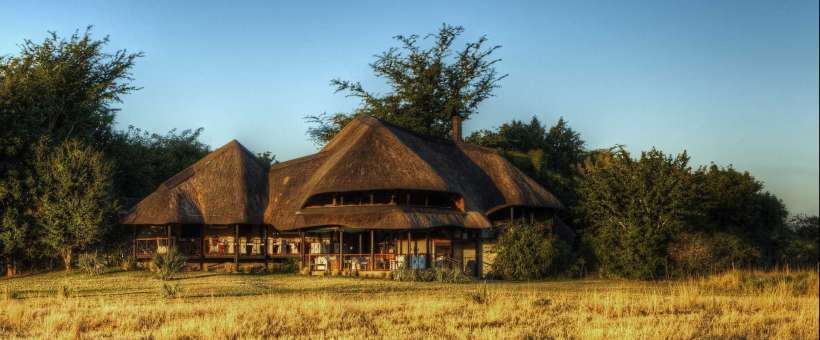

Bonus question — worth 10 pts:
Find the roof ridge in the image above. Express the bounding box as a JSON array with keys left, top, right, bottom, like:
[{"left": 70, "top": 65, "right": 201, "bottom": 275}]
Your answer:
[{"left": 158, "top": 140, "right": 258, "bottom": 191}]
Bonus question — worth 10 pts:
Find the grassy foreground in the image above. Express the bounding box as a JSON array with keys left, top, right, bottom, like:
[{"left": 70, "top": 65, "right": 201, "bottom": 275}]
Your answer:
[{"left": 1, "top": 269, "right": 818, "bottom": 339}]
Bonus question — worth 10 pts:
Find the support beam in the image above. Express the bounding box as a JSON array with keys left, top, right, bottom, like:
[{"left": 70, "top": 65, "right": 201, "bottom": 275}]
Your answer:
[
  {"left": 167, "top": 225, "right": 172, "bottom": 249},
  {"left": 234, "top": 224, "right": 239, "bottom": 271},
  {"left": 263, "top": 226, "right": 269, "bottom": 268},
  {"left": 408, "top": 231, "right": 413, "bottom": 255},
  {"left": 338, "top": 229, "right": 344, "bottom": 272},
  {"left": 358, "top": 233, "right": 363, "bottom": 255},
  {"left": 200, "top": 225, "right": 206, "bottom": 271},
  {"left": 425, "top": 231, "right": 431, "bottom": 269},
  {"left": 132, "top": 225, "right": 137, "bottom": 259},
  {"left": 300, "top": 232, "right": 306, "bottom": 270},
  {"left": 370, "top": 230, "right": 375, "bottom": 271}
]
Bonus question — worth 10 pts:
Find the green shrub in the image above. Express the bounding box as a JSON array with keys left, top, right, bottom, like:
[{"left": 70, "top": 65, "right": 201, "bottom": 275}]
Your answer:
[
  {"left": 161, "top": 282, "right": 183, "bottom": 299},
  {"left": 152, "top": 248, "right": 187, "bottom": 280},
  {"left": 669, "top": 232, "right": 761, "bottom": 276},
  {"left": 391, "top": 267, "right": 472, "bottom": 283},
  {"left": 77, "top": 252, "right": 105, "bottom": 276},
  {"left": 119, "top": 255, "right": 137, "bottom": 271},
  {"left": 491, "top": 223, "right": 573, "bottom": 280},
  {"left": 270, "top": 258, "right": 300, "bottom": 274}
]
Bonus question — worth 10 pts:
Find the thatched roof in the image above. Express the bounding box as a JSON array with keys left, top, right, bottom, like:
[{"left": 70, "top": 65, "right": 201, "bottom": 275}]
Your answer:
[
  {"left": 121, "top": 140, "right": 267, "bottom": 225},
  {"left": 122, "top": 116, "right": 563, "bottom": 230},
  {"left": 264, "top": 116, "right": 562, "bottom": 230}
]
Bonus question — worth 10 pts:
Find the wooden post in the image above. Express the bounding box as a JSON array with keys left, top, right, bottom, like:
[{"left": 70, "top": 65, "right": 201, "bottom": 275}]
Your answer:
[
  {"left": 408, "top": 231, "right": 413, "bottom": 255},
  {"left": 300, "top": 232, "right": 306, "bottom": 270},
  {"left": 475, "top": 232, "right": 482, "bottom": 277},
  {"left": 132, "top": 225, "right": 137, "bottom": 259},
  {"left": 338, "top": 229, "right": 344, "bottom": 272},
  {"left": 200, "top": 225, "right": 206, "bottom": 271},
  {"left": 449, "top": 229, "right": 454, "bottom": 265},
  {"left": 358, "top": 233, "right": 363, "bottom": 255},
  {"left": 370, "top": 230, "right": 375, "bottom": 271},
  {"left": 425, "top": 231, "right": 431, "bottom": 269},
  {"left": 263, "top": 226, "right": 269, "bottom": 268},
  {"left": 510, "top": 207, "right": 514, "bottom": 226},
  {"left": 234, "top": 224, "right": 239, "bottom": 270},
  {"left": 167, "top": 225, "right": 172, "bottom": 249}
]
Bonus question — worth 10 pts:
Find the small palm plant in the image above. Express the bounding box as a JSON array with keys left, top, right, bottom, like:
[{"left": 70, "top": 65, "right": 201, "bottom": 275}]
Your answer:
[{"left": 152, "top": 248, "right": 187, "bottom": 280}]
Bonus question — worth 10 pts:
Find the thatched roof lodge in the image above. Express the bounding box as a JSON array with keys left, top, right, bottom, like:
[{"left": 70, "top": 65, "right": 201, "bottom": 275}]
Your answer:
[{"left": 122, "top": 116, "right": 566, "bottom": 276}]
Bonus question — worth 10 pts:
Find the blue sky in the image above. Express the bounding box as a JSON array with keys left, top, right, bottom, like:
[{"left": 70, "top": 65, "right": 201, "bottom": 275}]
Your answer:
[{"left": 2, "top": 1, "right": 818, "bottom": 215}]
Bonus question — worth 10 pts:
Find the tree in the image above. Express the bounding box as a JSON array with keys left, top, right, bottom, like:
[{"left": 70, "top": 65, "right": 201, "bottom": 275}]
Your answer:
[
  {"left": 775, "top": 215, "right": 819, "bottom": 266},
  {"left": 307, "top": 24, "right": 506, "bottom": 145},
  {"left": 692, "top": 164, "right": 788, "bottom": 264},
  {"left": 33, "top": 139, "right": 116, "bottom": 271},
  {"left": 255, "top": 151, "right": 277, "bottom": 167},
  {"left": 0, "top": 28, "right": 140, "bottom": 275},
  {"left": 467, "top": 116, "right": 586, "bottom": 210},
  {"left": 577, "top": 148, "right": 697, "bottom": 279},
  {"left": 106, "top": 126, "right": 210, "bottom": 200}
]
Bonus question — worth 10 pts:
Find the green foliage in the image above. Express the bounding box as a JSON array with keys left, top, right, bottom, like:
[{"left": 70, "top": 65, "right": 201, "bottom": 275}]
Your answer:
[
  {"left": 152, "top": 248, "right": 187, "bottom": 280},
  {"left": 34, "top": 138, "right": 116, "bottom": 271},
  {"left": 668, "top": 232, "right": 761, "bottom": 276},
  {"left": 255, "top": 151, "right": 277, "bottom": 168},
  {"left": 77, "top": 252, "right": 106, "bottom": 276},
  {"left": 693, "top": 164, "right": 788, "bottom": 263},
  {"left": 467, "top": 116, "right": 586, "bottom": 209},
  {"left": 161, "top": 282, "right": 183, "bottom": 299},
  {"left": 106, "top": 126, "right": 210, "bottom": 200},
  {"left": 577, "top": 148, "right": 696, "bottom": 279},
  {"left": 491, "top": 223, "right": 573, "bottom": 280},
  {"left": 0, "top": 28, "right": 140, "bottom": 272},
  {"left": 306, "top": 24, "right": 506, "bottom": 144},
  {"left": 391, "top": 267, "right": 472, "bottom": 283},
  {"left": 776, "top": 215, "right": 819, "bottom": 267}
]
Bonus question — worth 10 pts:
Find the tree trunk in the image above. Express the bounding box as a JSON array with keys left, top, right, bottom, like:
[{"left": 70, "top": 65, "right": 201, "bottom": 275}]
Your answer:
[
  {"left": 4, "top": 256, "right": 16, "bottom": 277},
  {"left": 62, "top": 249, "right": 73, "bottom": 272}
]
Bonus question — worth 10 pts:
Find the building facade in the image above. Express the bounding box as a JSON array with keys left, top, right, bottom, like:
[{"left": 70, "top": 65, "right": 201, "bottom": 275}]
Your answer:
[{"left": 121, "top": 116, "right": 567, "bottom": 276}]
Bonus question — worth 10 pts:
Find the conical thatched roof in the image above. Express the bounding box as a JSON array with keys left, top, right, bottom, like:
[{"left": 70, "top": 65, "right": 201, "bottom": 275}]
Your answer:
[
  {"left": 264, "top": 116, "right": 562, "bottom": 230},
  {"left": 121, "top": 140, "right": 267, "bottom": 225}
]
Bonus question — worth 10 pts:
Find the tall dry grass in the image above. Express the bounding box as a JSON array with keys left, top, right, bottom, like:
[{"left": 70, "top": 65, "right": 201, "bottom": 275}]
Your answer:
[{"left": 0, "top": 269, "right": 817, "bottom": 339}]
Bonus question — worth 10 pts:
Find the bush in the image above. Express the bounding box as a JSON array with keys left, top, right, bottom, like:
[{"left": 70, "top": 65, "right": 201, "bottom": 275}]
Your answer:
[
  {"left": 270, "top": 258, "right": 300, "bottom": 274},
  {"left": 391, "top": 267, "right": 472, "bottom": 283},
  {"left": 152, "top": 248, "right": 187, "bottom": 280},
  {"left": 491, "top": 223, "right": 573, "bottom": 280},
  {"left": 669, "top": 232, "right": 760, "bottom": 276},
  {"left": 77, "top": 252, "right": 106, "bottom": 276},
  {"left": 161, "top": 282, "right": 183, "bottom": 299},
  {"left": 119, "top": 255, "right": 137, "bottom": 271}
]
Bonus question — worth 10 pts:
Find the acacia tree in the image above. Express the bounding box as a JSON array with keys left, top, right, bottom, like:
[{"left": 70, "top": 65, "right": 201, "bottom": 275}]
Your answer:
[
  {"left": 0, "top": 28, "right": 140, "bottom": 275},
  {"left": 33, "top": 139, "right": 116, "bottom": 271},
  {"left": 307, "top": 24, "right": 506, "bottom": 144}
]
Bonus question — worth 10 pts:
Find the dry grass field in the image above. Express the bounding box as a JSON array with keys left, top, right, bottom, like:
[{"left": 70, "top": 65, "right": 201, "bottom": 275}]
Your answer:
[{"left": 1, "top": 269, "right": 817, "bottom": 339}]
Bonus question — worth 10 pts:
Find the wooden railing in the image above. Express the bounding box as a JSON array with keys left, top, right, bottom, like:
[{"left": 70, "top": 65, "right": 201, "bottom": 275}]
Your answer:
[
  {"left": 135, "top": 238, "right": 170, "bottom": 257},
  {"left": 307, "top": 253, "right": 399, "bottom": 272}
]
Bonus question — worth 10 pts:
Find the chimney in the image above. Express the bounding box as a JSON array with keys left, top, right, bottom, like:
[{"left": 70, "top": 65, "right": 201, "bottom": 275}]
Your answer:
[{"left": 451, "top": 114, "right": 463, "bottom": 142}]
